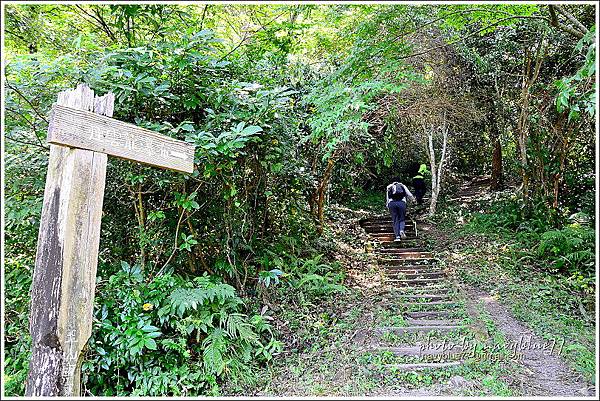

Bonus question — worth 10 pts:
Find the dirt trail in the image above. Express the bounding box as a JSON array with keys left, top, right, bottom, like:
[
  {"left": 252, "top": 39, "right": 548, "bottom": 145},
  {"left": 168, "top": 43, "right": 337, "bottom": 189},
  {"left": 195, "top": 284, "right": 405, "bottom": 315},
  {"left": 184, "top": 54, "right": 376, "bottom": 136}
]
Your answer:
[
  {"left": 451, "top": 175, "right": 594, "bottom": 397},
  {"left": 258, "top": 182, "right": 594, "bottom": 397},
  {"left": 465, "top": 288, "right": 592, "bottom": 396},
  {"left": 355, "top": 178, "right": 594, "bottom": 397}
]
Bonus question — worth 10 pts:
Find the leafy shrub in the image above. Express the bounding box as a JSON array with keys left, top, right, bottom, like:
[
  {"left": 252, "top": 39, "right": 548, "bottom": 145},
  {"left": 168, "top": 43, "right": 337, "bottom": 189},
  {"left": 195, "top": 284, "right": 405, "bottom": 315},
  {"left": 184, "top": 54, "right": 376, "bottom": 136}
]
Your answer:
[
  {"left": 467, "top": 196, "right": 559, "bottom": 234},
  {"left": 82, "top": 263, "right": 280, "bottom": 396},
  {"left": 461, "top": 196, "right": 595, "bottom": 294},
  {"left": 254, "top": 246, "right": 346, "bottom": 301},
  {"left": 288, "top": 255, "right": 346, "bottom": 297},
  {"left": 537, "top": 225, "right": 595, "bottom": 284},
  {"left": 3, "top": 256, "right": 33, "bottom": 396}
]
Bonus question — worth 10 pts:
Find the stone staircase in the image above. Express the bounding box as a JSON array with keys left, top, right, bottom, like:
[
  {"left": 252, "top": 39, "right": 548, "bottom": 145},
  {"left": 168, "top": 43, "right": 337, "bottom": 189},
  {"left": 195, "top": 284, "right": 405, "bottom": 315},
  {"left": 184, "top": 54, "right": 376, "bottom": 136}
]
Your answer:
[{"left": 359, "top": 214, "right": 469, "bottom": 372}]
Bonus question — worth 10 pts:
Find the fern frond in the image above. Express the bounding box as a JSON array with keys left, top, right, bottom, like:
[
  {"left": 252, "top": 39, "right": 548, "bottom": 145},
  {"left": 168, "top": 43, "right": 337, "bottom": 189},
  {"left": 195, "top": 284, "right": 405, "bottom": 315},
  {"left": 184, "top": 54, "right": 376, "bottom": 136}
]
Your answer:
[
  {"left": 224, "top": 313, "right": 258, "bottom": 343},
  {"left": 202, "top": 328, "right": 226, "bottom": 376}
]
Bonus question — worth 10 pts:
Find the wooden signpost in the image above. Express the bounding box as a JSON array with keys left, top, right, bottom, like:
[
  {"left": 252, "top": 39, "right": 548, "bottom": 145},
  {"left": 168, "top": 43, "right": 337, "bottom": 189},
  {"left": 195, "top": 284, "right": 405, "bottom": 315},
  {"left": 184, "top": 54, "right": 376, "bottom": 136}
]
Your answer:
[{"left": 25, "top": 84, "right": 195, "bottom": 396}]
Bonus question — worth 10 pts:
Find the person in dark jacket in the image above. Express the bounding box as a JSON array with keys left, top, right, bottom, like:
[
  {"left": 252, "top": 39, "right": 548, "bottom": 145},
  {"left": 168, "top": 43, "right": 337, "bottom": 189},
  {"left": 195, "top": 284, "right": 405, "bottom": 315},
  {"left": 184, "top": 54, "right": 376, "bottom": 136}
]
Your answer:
[
  {"left": 412, "top": 163, "right": 429, "bottom": 205},
  {"left": 386, "top": 177, "right": 416, "bottom": 241}
]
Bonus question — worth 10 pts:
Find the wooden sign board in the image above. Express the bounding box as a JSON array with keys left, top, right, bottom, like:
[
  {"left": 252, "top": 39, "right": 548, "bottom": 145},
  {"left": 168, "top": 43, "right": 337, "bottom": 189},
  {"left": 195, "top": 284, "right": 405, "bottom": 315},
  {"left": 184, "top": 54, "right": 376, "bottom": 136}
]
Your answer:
[
  {"left": 25, "top": 84, "right": 195, "bottom": 397},
  {"left": 48, "top": 104, "right": 195, "bottom": 173}
]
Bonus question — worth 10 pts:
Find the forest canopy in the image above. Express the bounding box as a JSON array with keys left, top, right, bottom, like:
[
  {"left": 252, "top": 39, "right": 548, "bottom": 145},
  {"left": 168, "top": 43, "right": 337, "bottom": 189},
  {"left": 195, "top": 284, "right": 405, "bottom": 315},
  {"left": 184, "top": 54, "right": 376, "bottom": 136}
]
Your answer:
[{"left": 2, "top": 2, "right": 596, "bottom": 397}]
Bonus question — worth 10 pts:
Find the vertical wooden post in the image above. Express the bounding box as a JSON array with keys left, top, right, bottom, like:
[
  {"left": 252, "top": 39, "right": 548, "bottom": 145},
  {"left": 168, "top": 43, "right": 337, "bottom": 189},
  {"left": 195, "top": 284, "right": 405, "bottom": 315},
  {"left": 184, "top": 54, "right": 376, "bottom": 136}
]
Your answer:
[{"left": 25, "top": 84, "right": 114, "bottom": 396}]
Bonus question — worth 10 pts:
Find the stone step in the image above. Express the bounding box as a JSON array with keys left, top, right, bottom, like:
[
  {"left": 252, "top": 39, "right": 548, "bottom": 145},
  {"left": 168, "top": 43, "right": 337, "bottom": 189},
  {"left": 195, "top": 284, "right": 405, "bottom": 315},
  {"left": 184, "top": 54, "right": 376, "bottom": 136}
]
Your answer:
[
  {"left": 405, "top": 311, "right": 455, "bottom": 319},
  {"left": 390, "top": 278, "right": 444, "bottom": 286},
  {"left": 373, "top": 345, "right": 465, "bottom": 357},
  {"left": 388, "top": 272, "right": 445, "bottom": 280},
  {"left": 361, "top": 218, "right": 415, "bottom": 224},
  {"left": 366, "top": 233, "right": 417, "bottom": 238},
  {"left": 376, "top": 248, "right": 431, "bottom": 255},
  {"left": 377, "top": 254, "right": 434, "bottom": 261},
  {"left": 380, "top": 262, "right": 437, "bottom": 269},
  {"left": 404, "top": 300, "right": 459, "bottom": 306},
  {"left": 384, "top": 261, "right": 437, "bottom": 266},
  {"left": 405, "top": 318, "right": 463, "bottom": 325},
  {"left": 380, "top": 241, "right": 425, "bottom": 248},
  {"left": 379, "top": 261, "right": 436, "bottom": 268},
  {"left": 371, "top": 236, "right": 420, "bottom": 242},
  {"left": 366, "top": 231, "right": 417, "bottom": 236},
  {"left": 380, "top": 264, "right": 437, "bottom": 271},
  {"left": 370, "top": 232, "right": 418, "bottom": 238},
  {"left": 377, "top": 325, "right": 464, "bottom": 334},
  {"left": 361, "top": 222, "right": 419, "bottom": 233},
  {"left": 379, "top": 255, "right": 433, "bottom": 261},
  {"left": 384, "top": 263, "right": 441, "bottom": 270},
  {"left": 383, "top": 362, "right": 462, "bottom": 371},
  {"left": 364, "top": 224, "right": 418, "bottom": 230},
  {"left": 363, "top": 221, "right": 416, "bottom": 226},
  {"left": 382, "top": 259, "right": 436, "bottom": 267},
  {"left": 395, "top": 293, "right": 449, "bottom": 301},
  {"left": 386, "top": 269, "right": 443, "bottom": 277},
  {"left": 393, "top": 287, "right": 452, "bottom": 295},
  {"left": 403, "top": 302, "right": 461, "bottom": 310},
  {"left": 367, "top": 232, "right": 418, "bottom": 238},
  {"left": 378, "top": 247, "right": 423, "bottom": 253},
  {"left": 381, "top": 287, "right": 453, "bottom": 298}
]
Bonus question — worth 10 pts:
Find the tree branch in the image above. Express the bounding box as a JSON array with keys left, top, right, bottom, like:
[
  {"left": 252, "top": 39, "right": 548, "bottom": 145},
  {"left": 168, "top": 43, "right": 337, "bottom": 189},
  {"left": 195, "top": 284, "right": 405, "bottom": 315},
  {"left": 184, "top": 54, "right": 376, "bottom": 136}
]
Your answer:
[
  {"left": 389, "top": 7, "right": 549, "bottom": 50},
  {"left": 6, "top": 134, "right": 49, "bottom": 150},
  {"left": 554, "top": 5, "right": 589, "bottom": 35},
  {"left": 75, "top": 4, "right": 118, "bottom": 43},
  {"left": 4, "top": 28, "right": 29, "bottom": 44},
  {"left": 199, "top": 4, "right": 209, "bottom": 30},
  {"left": 401, "top": 15, "right": 548, "bottom": 61},
  {"left": 548, "top": 5, "right": 586, "bottom": 39},
  {"left": 5, "top": 107, "right": 46, "bottom": 148},
  {"left": 5, "top": 82, "right": 49, "bottom": 124}
]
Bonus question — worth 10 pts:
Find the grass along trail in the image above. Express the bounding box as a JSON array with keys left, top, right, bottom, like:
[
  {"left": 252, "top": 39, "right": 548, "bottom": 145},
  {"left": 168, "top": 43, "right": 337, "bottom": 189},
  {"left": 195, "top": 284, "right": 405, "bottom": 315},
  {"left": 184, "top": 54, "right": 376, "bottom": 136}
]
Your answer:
[{"left": 253, "top": 195, "right": 593, "bottom": 397}]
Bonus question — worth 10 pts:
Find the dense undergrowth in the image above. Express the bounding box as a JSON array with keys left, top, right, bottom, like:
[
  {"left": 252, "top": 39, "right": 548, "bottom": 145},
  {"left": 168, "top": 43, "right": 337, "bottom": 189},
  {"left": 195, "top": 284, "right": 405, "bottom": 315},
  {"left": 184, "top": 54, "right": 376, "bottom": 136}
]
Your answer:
[
  {"left": 4, "top": 235, "right": 347, "bottom": 396},
  {"left": 3, "top": 3, "right": 597, "bottom": 397},
  {"left": 431, "top": 193, "right": 596, "bottom": 383}
]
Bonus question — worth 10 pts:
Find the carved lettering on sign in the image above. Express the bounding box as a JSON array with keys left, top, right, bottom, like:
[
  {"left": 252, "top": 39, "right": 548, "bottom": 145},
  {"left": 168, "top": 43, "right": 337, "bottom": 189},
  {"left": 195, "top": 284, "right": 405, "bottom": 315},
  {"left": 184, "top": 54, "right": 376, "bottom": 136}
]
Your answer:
[{"left": 48, "top": 104, "right": 195, "bottom": 173}]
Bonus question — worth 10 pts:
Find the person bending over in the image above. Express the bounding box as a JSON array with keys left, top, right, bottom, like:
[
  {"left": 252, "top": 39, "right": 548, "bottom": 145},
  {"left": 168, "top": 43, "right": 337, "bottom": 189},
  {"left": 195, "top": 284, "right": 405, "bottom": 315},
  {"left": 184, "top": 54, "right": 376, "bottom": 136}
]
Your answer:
[
  {"left": 412, "top": 163, "right": 429, "bottom": 205},
  {"left": 386, "top": 178, "right": 416, "bottom": 241}
]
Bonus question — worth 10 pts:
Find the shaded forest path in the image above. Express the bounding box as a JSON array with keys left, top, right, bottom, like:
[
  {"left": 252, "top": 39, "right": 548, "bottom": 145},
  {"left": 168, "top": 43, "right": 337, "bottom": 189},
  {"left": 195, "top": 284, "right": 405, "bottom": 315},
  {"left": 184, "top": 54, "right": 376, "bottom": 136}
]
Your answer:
[
  {"left": 359, "top": 215, "right": 467, "bottom": 371},
  {"left": 259, "top": 181, "right": 592, "bottom": 397},
  {"left": 358, "top": 210, "right": 592, "bottom": 396}
]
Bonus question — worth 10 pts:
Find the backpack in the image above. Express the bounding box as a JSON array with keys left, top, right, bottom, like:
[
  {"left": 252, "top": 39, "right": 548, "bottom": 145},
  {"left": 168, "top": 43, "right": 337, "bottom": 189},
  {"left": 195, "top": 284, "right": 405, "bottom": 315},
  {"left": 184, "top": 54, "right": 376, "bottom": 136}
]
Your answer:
[{"left": 388, "top": 183, "right": 406, "bottom": 201}]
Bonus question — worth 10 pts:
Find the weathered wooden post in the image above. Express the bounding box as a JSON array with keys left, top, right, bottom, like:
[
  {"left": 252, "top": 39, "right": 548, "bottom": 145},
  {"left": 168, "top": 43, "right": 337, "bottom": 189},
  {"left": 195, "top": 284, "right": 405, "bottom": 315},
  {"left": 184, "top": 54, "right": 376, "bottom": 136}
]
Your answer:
[{"left": 25, "top": 84, "right": 195, "bottom": 396}]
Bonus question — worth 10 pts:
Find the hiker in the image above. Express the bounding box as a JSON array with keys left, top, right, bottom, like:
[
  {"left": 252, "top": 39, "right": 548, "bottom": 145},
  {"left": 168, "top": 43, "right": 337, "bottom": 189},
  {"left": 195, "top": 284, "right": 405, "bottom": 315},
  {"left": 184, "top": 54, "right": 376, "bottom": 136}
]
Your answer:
[
  {"left": 412, "top": 163, "right": 429, "bottom": 205},
  {"left": 386, "top": 178, "right": 416, "bottom": 241}
]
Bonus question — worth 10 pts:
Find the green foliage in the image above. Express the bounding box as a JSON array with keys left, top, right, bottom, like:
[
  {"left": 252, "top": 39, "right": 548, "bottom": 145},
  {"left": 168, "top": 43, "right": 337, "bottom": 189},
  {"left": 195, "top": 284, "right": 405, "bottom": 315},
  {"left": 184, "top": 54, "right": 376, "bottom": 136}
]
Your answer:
[
  {"left": 303, "top": 80, "right": 375, "bottom": 159},
  {"left": 3, "top": 2, "right": 596, "bottom": 396},
  {"left": 439, "top": 4, "right": 540, "bottom": 34},
  {"left": 259, "top": 251, "right": 347, "bottom": 299},
  {"left": 3, "top": 256, "right": 33, "bottom": 396},
  {"left": 554, "top": 26, "right": 596, "bottom": 121},
  {"left": 465, "top": 192, "right": 595, "bottom": 294},
  {"left": 537, "top": 225, "right": 595, "bottom": 282},
  {"left": 439, "top": 195, "right": 596, "bottom": 383},
  {"left": 258, "top": 269, "right": 284, "bottom": 288},
  {"left": 82, "top": 267, "right": 280, "bottom": 396},
  {"left": 462, "top": 195, "right": 594, "bottom": 295},
  {"left": 466, "top": 196, "right": 559, "bottom": 234}
]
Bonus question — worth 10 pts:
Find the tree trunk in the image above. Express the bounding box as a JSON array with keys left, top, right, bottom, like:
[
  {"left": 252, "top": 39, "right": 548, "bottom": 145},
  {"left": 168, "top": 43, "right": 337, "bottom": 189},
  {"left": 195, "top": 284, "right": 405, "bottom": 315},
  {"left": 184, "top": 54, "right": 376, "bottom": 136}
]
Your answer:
[
  {"left": 553, "top": 121, "right": 571, "bottom": 209},
  {"left": 490, "top": 138, "right": 503, "bottom": 190},
  {"left": 426, "top": 118, "right": 449, "bottom": 217},
  {"left": 315, "top": 158, "right": 335, "bottom": 235},
  {"left": 516, "top": 38, "right": 546, "bottom": 203},
  {"left": 489, "top": 109, "right": 503, "bottom": 190},
  {"left": 427, "top": 130, "right": 438, "bottom": 215}
]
